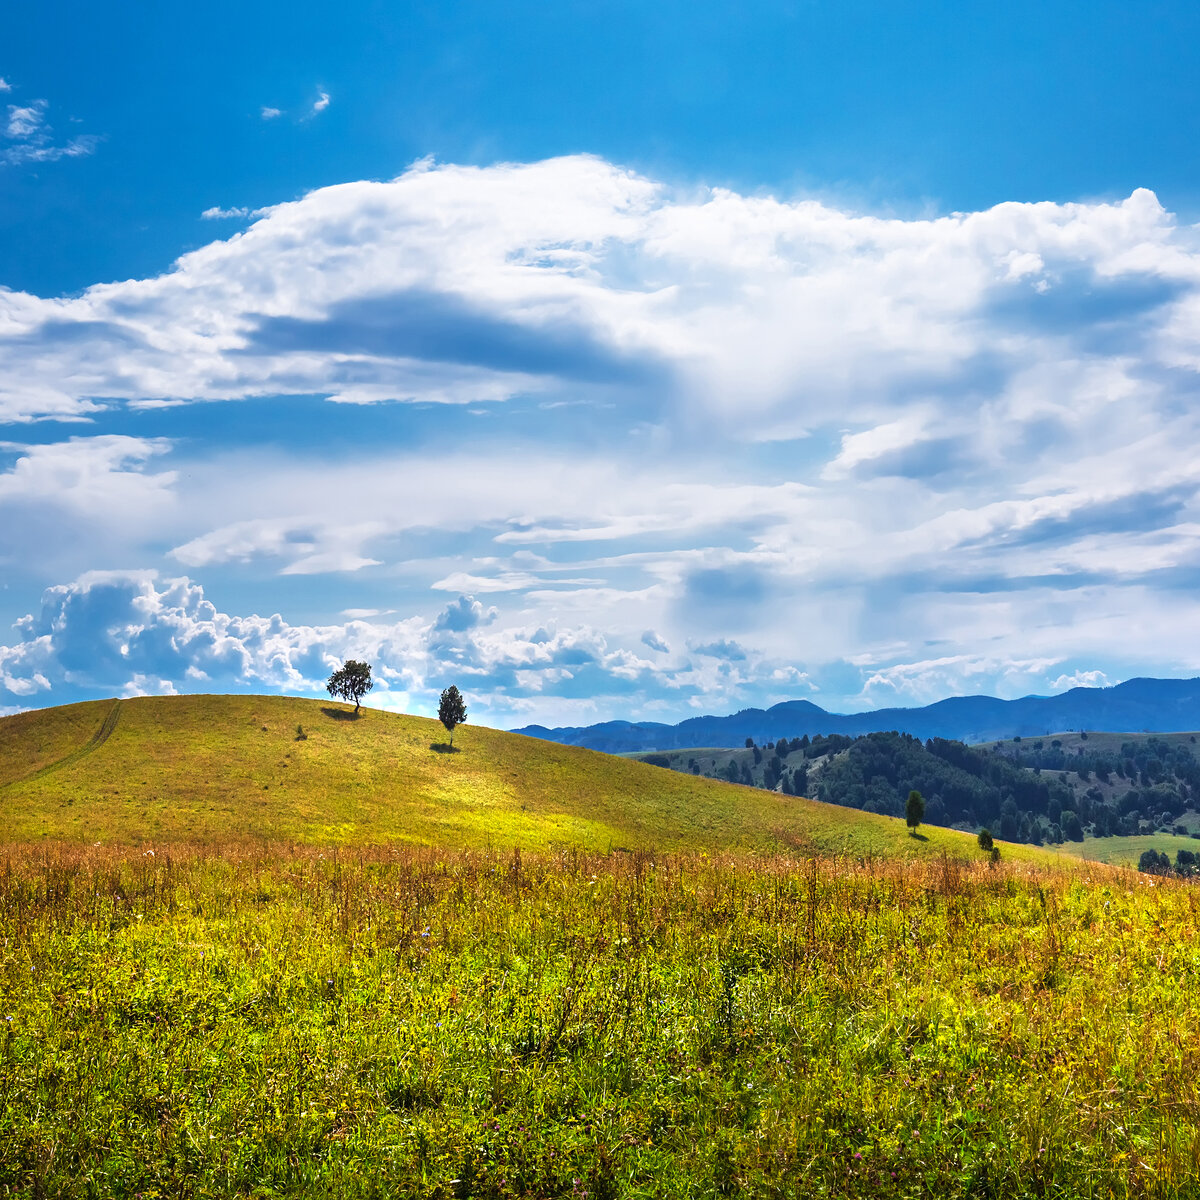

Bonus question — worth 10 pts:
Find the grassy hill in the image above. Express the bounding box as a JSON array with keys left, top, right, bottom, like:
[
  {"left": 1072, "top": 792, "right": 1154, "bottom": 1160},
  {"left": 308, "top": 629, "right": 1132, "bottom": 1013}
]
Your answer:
[
  {"left": 1058, "top": 832, "right": 1199, "bottom": 867},
  {"left": 0, "top": 693, "right": 1051, "bottom": 860}
]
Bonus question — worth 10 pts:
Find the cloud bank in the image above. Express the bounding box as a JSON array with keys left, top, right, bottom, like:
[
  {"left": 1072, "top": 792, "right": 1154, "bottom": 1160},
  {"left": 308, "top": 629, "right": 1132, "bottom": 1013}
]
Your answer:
[{"left": 2, "top": 155, "right": 1200, "bottom": 719}]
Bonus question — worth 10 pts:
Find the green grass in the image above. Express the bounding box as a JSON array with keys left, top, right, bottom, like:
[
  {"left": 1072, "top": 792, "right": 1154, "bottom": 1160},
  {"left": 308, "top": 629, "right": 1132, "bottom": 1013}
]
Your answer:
[
  {"left": 1058, "top": 832, "right": 1200, "bottom": 867},
  {"left": 3, "top": 698, "right": 1191, "bottom": 1197},
  {"left": 2, "top": 845, "right": 1197, "bottom": 1198},
  {"left": 0, "top": 695, "right": 1047, "bottom": 862}
]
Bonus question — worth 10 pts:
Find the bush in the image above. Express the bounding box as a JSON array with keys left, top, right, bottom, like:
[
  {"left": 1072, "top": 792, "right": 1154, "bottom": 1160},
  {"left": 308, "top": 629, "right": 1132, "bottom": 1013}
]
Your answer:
[
  {"left": 1138, "top": 849, "right": 1171, "bottom": 875},
  {"left": 977, "top": 828, "right": 994, "bottom": 852}
]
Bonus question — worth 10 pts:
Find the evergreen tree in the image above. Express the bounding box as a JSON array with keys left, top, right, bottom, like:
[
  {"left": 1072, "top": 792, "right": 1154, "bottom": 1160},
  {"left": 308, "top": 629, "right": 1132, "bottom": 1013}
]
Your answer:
[{"left": 906, "top": 789, "right": 925, "bottom": 835}]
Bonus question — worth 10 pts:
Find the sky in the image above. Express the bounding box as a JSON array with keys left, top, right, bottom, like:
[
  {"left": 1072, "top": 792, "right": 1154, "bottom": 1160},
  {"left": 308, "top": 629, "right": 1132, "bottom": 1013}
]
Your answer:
[{"left": 4, "top": 1, "right": 1200, "bottom": 728}]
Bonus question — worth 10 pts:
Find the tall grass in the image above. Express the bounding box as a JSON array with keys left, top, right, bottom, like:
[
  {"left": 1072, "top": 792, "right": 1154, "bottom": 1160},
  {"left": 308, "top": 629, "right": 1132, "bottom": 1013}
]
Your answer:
[{"left": 2, "top": 844, "right": 1197, "bottom": 1197}]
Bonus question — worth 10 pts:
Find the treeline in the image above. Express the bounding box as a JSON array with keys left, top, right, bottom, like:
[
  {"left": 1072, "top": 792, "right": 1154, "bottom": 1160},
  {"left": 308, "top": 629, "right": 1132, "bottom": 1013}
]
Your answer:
[
  {"left": 640, "top": 730, "right": 1200, "bottom": 845},
  {"left": 813, "top": 731, "right": 1200, "bottom": 844},
  {"left": 1000, "top": 735, "right": 1200, "bottom": 793},
  {"left": 769, "top": 731, "right": 1198, "bottom": 845},
  {"left": 811, "top": 731, "right": 1082, "bottom": 844},
  {"left": 1138, "top": 848, "right": 1200, "bottom": 877}
]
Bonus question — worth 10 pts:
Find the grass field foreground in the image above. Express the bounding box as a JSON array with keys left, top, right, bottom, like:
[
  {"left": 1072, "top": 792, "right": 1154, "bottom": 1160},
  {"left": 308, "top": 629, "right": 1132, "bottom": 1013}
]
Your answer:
[{"left": 2, "top": 844, "right": 1198, "bottom": 1198}]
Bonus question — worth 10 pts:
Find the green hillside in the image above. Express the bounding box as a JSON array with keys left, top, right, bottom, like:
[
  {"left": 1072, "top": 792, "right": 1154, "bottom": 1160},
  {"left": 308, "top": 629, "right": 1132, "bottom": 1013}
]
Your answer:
[
  {"left": 1058, "top": 832, "right": 1200, "bottom": 867},
  {"left": 0, "top": 694, "right": 1051, "bottom": 859}
]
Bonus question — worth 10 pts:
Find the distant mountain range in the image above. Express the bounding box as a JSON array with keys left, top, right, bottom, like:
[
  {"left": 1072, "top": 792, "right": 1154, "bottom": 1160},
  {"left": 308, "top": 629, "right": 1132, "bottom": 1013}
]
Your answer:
[{"left": 513, "top": 677, "right": 1200, "bottom": 752}]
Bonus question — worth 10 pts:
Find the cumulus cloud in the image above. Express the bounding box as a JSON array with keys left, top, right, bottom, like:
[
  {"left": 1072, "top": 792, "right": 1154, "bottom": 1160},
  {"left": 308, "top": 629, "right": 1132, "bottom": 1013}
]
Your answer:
[
  {"left": 4, "top": 156, "right": 1200, "bottom": 718},
  {"left": 311, "top": 91, "right": 330, "bottom": 115},
  {"left": 0, "top": 156, "right": 1190, "bottom": 428},
  {"left": 0, "top": 572, "right": 420, "bottom": 700},
  {"left": 261, "top": 106, "right": 282, "bottom": 120},
  {"left": 0, "top": 436, "right": 175, "bottom": 511},
  {"left": 1050, "top": 669, "right": 1112, "bottom": 691},
  {"left": 434, "top": 594, "right": 498, "bottom": 632},
  {"left": 0, "top": 79, "right": 11, "bottom": 93},
  {"left": 0, "top": 573, "right": 835, "bottom": 724}
]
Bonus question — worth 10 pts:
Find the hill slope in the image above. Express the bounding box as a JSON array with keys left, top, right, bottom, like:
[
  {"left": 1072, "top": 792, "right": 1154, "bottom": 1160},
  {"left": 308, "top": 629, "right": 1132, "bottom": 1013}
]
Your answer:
[
  {"left": 515, "top": 676, "right": 1200, "bottom": 750},
  {"left": 0, "top": 694, "right": 1048, "bottom": 860}
]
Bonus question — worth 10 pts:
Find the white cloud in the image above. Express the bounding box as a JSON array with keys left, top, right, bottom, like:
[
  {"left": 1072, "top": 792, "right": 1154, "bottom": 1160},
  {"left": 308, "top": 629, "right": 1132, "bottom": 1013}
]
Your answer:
[
  {"left": 3, "top": 98, "right": 97, "bottom": 165},
  {"left": 261, "top": 106, "right": 282, "bottom": 120},
  {"left": 3, "top": 157, "right": 1200, "bottom": 719},
  {"left": 0, "top": 79, "right": 11, "bottom": 93},
  {"left": 0, "top": 156, "right": 1191, "bottom": 433},
  {"left": 170, "top": 516, "right": 384, "bottom": 574},
  {"left": 434, "top": 595, "right": 498, "bottom": 632},
  {"left": 1049, "top": 669, "right": 1111, "bottom": 692},
  {"left": 0, "top": 436, "right": 175, "bottom": 511},
  {"left": 6, "top": 103, "right": 43, "bottom": 138},
  {"left": 311, "top": 91, "right": 330, "bottom": 115},
  {"left": 201, "top": 205, "right": 254, "bottom": 220},
  {"left": 0, "top": 573, "right": 676, "bottom": 723}
]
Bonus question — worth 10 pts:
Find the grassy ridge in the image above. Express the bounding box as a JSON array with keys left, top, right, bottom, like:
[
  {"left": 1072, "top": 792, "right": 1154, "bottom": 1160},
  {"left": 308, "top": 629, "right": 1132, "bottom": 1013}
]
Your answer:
[
  {"left": 2, "top": 845, "right": 1195, "bottom": 1198},
  {"left": 0, "top": 695, "right": 1048, "bottom": 861}
]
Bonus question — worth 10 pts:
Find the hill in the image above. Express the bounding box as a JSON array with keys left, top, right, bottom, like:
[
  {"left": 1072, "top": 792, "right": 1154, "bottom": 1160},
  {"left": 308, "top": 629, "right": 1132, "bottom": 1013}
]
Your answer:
[
  {"left": 631, "top": 728, "right": 1200, "bottom": 851},
  {"left": 515, "top": 676, "right": 1200, "bottom": 750},
  {"left": 0, "top": 693, "right": 1047, "bottom": 860}
]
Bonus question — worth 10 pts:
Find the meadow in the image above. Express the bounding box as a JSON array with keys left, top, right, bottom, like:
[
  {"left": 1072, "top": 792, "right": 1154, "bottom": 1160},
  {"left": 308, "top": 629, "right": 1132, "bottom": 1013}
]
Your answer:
[
  {"left": 0, "top": 695, "right": 1044, "bottom": 862},
  {"left": 3, "top": 842, "right": 1199, "bottom": 1199}
]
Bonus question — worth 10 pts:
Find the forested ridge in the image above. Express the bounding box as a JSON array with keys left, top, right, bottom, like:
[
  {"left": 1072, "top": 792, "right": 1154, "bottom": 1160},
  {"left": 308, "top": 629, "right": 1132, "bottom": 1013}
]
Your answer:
[{"left": 642, "top": 729, "right": 1200, "bottom": 846}]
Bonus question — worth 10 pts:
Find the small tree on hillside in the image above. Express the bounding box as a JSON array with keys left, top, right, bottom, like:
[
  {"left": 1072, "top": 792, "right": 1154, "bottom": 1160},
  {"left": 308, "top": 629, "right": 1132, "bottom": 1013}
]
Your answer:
[
  {"left": 438, "top": 685, "right": 467, "bottom": 746},
  {"left": 327, "top": 659, "right": 373, "bottom": 715},
  {"left": 977, "top": 827, "right": 994, "bottom": 852},
  {"left": 906, "top": 789, "right": 925, "bottom": 835}
]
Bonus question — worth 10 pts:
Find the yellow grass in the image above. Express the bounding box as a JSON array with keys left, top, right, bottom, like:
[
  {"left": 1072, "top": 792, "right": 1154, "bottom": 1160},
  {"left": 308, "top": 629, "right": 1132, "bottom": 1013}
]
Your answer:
[{"left": 1, "top": 694, "right": 1055, "bottom": 861}]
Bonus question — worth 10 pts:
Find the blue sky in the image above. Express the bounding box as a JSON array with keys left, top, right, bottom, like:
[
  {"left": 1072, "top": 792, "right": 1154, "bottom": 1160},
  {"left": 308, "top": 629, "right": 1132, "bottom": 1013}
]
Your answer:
[{"left": 3, "top": 1, "right": 1200, "bottom": 726}]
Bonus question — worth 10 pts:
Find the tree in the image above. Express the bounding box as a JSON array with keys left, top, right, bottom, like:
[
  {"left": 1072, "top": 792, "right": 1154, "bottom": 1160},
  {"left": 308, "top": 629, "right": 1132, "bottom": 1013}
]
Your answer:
[
  {"left": 977, "top": 827, "right": 994, "bottom": 852},
  {"left": 1138, "top": 848, "right": 1170, "bottom": 875},
  {"left": 438, "top": 685, "right": 467, "bottom": 746},
  {"left": 906, "top": 789, "right": 925, "bottom": 835},
  {"left": 326, "top": 659, "right": 373, "bottom": 715}
]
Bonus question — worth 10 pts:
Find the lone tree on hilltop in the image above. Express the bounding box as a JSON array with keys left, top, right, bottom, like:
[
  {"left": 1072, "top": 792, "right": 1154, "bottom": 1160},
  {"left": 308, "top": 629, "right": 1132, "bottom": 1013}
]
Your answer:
[
  {"left": 327, "top": 659, "right": 373, "bottom": 715},
  {"left": 906, "top": 789, "right": 925, "bottom": 836},
  {"left": 438, "top": 685, "right": 467, "bottom": 746}
]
